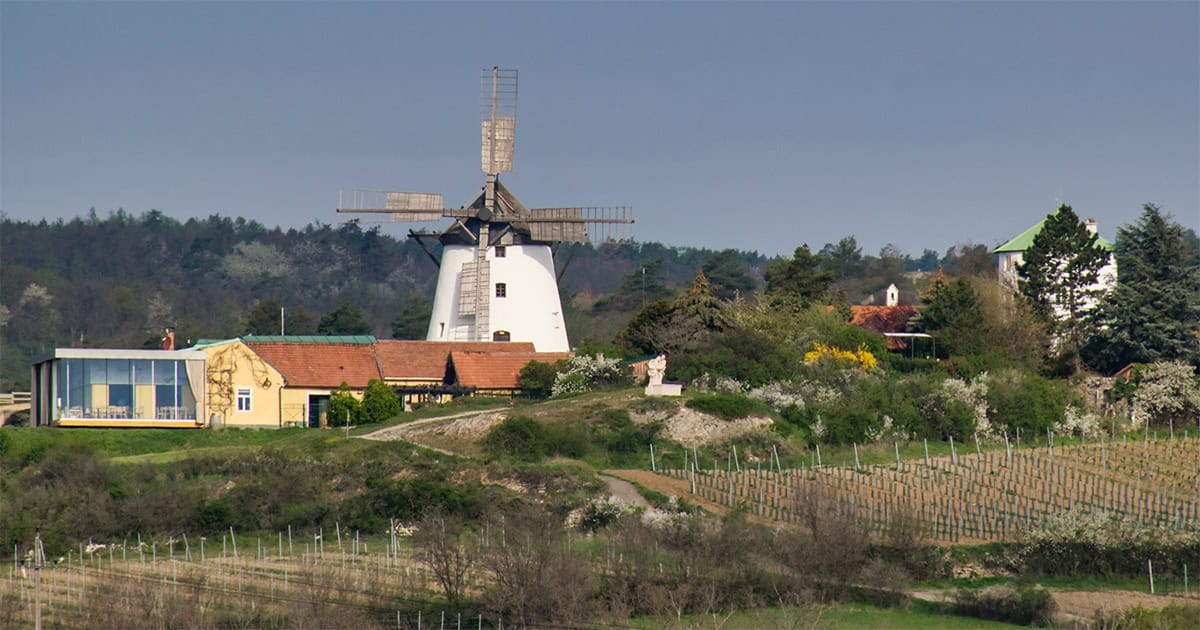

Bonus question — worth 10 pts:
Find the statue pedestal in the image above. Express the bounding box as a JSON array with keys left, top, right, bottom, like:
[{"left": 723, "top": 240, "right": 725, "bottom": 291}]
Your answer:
[{"left": 644, "top": 383, "right": 682, "bottom": 397}]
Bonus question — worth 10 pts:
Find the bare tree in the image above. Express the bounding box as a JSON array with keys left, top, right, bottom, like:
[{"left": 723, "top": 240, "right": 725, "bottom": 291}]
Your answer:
[{"left": 414, "top": 512, "right": 476, "bottom": 609}]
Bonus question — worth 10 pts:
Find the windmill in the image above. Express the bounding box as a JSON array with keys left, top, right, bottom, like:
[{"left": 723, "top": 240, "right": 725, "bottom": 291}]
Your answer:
[{"left": 337, "top": 68, "right": 633, "bottom": 352}]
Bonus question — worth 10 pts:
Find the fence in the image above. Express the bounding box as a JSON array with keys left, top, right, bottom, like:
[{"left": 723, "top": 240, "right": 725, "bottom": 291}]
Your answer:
[
  {"left": 0, "top": 392, "right": 31, "bottom": 405},
  {"left": 657, "top": 433, "right": 1200, "bottom": 544}
]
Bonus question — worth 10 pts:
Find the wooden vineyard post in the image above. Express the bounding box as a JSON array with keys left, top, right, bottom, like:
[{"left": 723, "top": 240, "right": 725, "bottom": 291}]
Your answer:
[
  {"left": 853, "top": 443, "right": 861, "bottom": 469},
  {"left": 895, "top": 442, "right": 901, "bottom": 471},
  {"left": 950, "top": 436, "right": 957, "bottom": 465},
  {"left": 974, "top": 432, "right": 981, "bottom": 458},
  {"left": 649, "top": 443, "right": 656, "bottom": 472},
  {"left": 924, "top": 439, "right": 930, "bottom": 467}
]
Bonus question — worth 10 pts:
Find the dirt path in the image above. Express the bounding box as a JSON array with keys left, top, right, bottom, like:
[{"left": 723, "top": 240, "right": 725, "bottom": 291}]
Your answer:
[
  {"left": 602, "top": 469, "right": 794, "bottom": 525},
  {"left": 599, "top": 474, "right": 652, "bottom": 509}
]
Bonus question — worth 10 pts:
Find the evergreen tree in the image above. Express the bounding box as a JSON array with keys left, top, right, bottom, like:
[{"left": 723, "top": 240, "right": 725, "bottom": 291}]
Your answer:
[
  {"left": 674, "top": 269, "right": 731, "bottom": 333},
  {"left": 391, "top": 295, "right": 432, "bottom": 339},
  {"left": 701, "top": 249, "right": 758, "bottom": 300},
  {"left": 317, "top": 301, "right": 373, "bottom": 335},
  {"left": 243, "top": 298, "right": 283, "bottom": 335},
  {"left": 818, "top": 236, "right": 864, "bottom": 278},
  {"left": 283, "top": 307, "right": 319, "bottom": 335},
  {"left": 1088, "top": 204, "right": 1200, "bottom": 370},
  {"left": 764, "top": 244, "right": 833, "bottom": 310},
  {"left": 914, "top": 274, "right": 986, "bottom": 358},
  {"left": 1017, "top": 204, "right": 1111, "bottom": 363}
]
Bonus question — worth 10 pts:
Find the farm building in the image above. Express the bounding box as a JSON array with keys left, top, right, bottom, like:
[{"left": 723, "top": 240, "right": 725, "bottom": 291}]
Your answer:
[{"left": 30, "top": 336, "right": 573, "bottom": 428}]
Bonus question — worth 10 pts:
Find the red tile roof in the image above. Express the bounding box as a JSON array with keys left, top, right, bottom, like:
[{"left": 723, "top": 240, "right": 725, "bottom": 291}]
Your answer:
[
  {"left": 376, "top": 341, "right": 537, "bottom": 380},
  {"left": 850, "top": 305, "right": 918, "bottom": 350},
  {"left": 448, "top": 351, "right": 572, "bottom": 390},
  {"left": 245, "top": 342, "right": 382, "bottom": 388}
]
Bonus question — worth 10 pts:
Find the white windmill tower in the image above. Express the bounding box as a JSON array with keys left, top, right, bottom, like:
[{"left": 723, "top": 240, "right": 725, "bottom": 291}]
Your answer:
[{"left": 337, "top": 68, "right": 633, "bottom": 352}]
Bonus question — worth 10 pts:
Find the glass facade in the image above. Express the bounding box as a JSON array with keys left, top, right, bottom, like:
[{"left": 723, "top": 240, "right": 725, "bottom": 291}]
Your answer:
[{"left": 52, "top": 357, "right": 198, "bottom": 421}]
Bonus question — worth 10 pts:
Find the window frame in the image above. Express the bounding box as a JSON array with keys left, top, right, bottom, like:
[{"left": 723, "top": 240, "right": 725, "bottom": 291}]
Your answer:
[
  {"left": 236, "top": 387, "right": 252, "bottom": 412},
  {"left": 495, "top": 282, "right": 507, "bottom": 298}
]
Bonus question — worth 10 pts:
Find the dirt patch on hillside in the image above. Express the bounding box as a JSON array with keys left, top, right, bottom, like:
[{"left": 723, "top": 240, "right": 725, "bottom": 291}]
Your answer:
[
  {"left": 1051, "top": 589, "right": 1196, "bottom": 621},
  {"left": 605, "top": 469, "right": 788, "bottom": 527},
  {"left": 657, "top": 408, "right": 773, "bottom": 447}
]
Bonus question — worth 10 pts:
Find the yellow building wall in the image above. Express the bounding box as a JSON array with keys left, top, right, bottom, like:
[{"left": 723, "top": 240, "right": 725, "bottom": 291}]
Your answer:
[
  {"left": 280, "top": 387, "right": 363, "bottom": 428},
  {"left": 202, "top": 341, "right": 285, "bottom": 428}
]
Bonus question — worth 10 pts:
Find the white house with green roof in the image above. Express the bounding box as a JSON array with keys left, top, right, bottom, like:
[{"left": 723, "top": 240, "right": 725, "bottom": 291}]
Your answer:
[{"left": 994, "top": 213, "right": 1117, "bottom": 314}]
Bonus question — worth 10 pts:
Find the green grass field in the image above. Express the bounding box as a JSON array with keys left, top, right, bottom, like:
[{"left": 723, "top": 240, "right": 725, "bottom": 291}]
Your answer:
[{"left": 631, "top": 601, "right": 1021, "bottom": 629}]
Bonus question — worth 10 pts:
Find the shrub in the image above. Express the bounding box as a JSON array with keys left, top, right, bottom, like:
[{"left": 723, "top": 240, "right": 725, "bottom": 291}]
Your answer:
[
  {"left": 482, "top": 416, "right": 591, "bottom": 462},
  {"left": 952, "top": 584, "right": 1056, "bottom": 626},
  {"left": 518, "top": 360, "right": 559, "bottom": 399},
  {"left": 686, "top": 393, "right": 769, "bottom": 420},
  {"left": 360, "top": 379, "right": 402, "bottom": 423},
  {"left": 984, "top": 370, "right": 1074, "bottom": 437},
  {"left": 552, "top": 355, "right": 628, "bottom": 397},
  {"left": 326, "top": 382, "right": 361, "bottom": 427}
]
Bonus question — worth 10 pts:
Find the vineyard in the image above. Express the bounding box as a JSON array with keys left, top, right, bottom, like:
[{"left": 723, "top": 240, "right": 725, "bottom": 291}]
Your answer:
[
  {"left": 656, "top": 434, "right": 1200, "bottom": 543},
  {"left": 0, "top": 530, "right": 482, "bottom": 629}
]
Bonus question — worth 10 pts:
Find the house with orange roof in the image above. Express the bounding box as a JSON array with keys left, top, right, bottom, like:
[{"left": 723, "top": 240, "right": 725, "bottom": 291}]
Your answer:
[
  {"left": 193, "top": 335, "right": 381, "bottom": 428},
  {"left": 445, "top": 351, "right": 572, "bottom": 395},
  {"left": 375, "top": 340, "right": 537, "bottom": 405},
  {"left": 851, "top": 305, "right": 919, "bottom": 350}
]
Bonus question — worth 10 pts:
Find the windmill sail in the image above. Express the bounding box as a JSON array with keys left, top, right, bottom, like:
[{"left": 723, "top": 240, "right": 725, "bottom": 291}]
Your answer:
[{"left": 334, "top": 67, "right": 633, "bottom": 351}]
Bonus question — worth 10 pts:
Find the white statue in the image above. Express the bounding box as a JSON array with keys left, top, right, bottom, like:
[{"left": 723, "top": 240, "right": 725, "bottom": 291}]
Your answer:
[
  {"left": 646, "top": 354, "right": 666, "bottom": 387},
  {"left": 644, "top": 354, "right": 680, "bottom": 397}
]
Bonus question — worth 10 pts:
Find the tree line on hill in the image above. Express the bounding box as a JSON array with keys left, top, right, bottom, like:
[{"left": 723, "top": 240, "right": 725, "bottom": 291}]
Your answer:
[{"left": 0, "top": 207, "right": 986, "bottom": 390}]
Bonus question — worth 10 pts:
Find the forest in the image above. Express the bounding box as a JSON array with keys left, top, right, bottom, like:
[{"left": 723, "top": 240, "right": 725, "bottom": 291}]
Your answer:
[{"left": 0, "top": 207, "right": 987, "bottom": 390}]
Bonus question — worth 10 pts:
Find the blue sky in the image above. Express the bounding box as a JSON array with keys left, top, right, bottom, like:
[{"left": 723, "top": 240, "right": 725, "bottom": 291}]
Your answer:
[{"left": 2, "top": 1, "right": 1197, "bottom": 258}]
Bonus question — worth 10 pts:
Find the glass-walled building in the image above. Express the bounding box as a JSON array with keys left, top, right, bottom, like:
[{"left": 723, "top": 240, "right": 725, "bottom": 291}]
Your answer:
[{"left": 31, "top": 349, "right": 207, "bottom": 427}]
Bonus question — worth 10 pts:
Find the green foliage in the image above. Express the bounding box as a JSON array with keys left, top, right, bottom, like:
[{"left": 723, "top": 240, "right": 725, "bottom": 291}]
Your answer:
[
  {"left": 670, "top": 327, "right": 795, "bottom": 387},
  {"left": 345, "top": 476, "right": 488, "bottom": 531},
  {"left": 764, "top": 244, "right": 832, "bottom": 309},
  {"left": 1109, "top": 605, "right": 1200, "bottom": 629},
  {"left": 984, "top": 370, "right": 1072, "bottom": 437},
  {"left": 1017, "top": 204, "right": 1112, "bottom": 361},
  {"left": 951, "top": 584, "right": 1056, "bottom": 626},
  {"left": 391, "top": 294, "right": 432, "bottom": 339},
  {"left": 619, "top": 299, "right": 678, "bottom": 355},
  {"left": 243, "top": 297, "right": 284, "bottom": 335},
  {"left": 1088, "top": 204, "right": 1200, "bottom": 371},
  {"left": 481, "top": 416, "right": 589, "bottom": 463},
  {"left": 360, "top": 379, "right": 402, "bottom": 423},
  {"left": 915, "top": 275, "right": 986, "bottom": 358},
  {"left": 701, "top": 249, "right": 759, "bottom": 300},
  {"left": 518, "top": 360, "right": 559, "bottom": 399},
  {"left": 317, "top": 300, "right": 373, "bottom": 335},
  {"left": 326, "top": 382, "right": 361, "bottom": 426},
  {"left": 685, "top": 393, "right": 769, "bottom": 420}
]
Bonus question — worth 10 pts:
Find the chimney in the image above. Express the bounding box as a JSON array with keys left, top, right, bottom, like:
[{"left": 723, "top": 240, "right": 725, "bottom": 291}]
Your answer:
[
  {"left": 1084, "top": 219, "right": 1098, "bottom": 235},
  {"left": 161, "top": 328, "right": 175, "bottom": 351}
]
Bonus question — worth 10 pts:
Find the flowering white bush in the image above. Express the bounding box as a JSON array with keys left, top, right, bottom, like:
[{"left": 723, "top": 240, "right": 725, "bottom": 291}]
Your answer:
[
  {"left": 1130, "top": 361, "right": 1200, "bottom": 429},
  {"left": 941, "top": 376, "right": 992, "bottom": 438},
  {"left": 747, "top": 381, "right": 805, "bottom": 411},
  {"left": 551, "top": 354, "right": 628, "bottom": 397},
  {"left": 809, "top": 415, "right": 827, "bottom": 440},
  {"left": 1056, "top": 405, "right": 1104, "bottom": 438},
  {"left": 691, "top": 373, "right": 748, "bottom": 394}
]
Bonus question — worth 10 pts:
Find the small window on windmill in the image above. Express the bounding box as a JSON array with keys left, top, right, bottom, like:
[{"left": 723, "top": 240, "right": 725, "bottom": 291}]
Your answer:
[
  {"left": 495, "top": 283, "right": 507, "bottom": 298},
  {"left": 494, "top": 245, "right": 506, "bottom": 258},
  {"left": 493, "top": 330, "right": 511, "bottom": 342}
]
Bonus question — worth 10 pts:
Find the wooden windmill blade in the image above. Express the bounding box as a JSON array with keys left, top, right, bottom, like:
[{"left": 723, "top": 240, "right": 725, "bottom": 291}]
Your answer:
[
  {"left": 480, "top": 67, "right": 518, "bottom": 175},
  {"left": 335, "top": 189, "right": 473, "bottom": 222},
  {"left": 526, "top": 206, "right": 635, "bottom": 243}
]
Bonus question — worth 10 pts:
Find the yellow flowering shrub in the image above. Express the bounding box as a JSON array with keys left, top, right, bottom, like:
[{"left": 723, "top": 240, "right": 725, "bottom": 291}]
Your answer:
[{"left": 804, "top": 342, "right": 877, "bottom": 370}]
